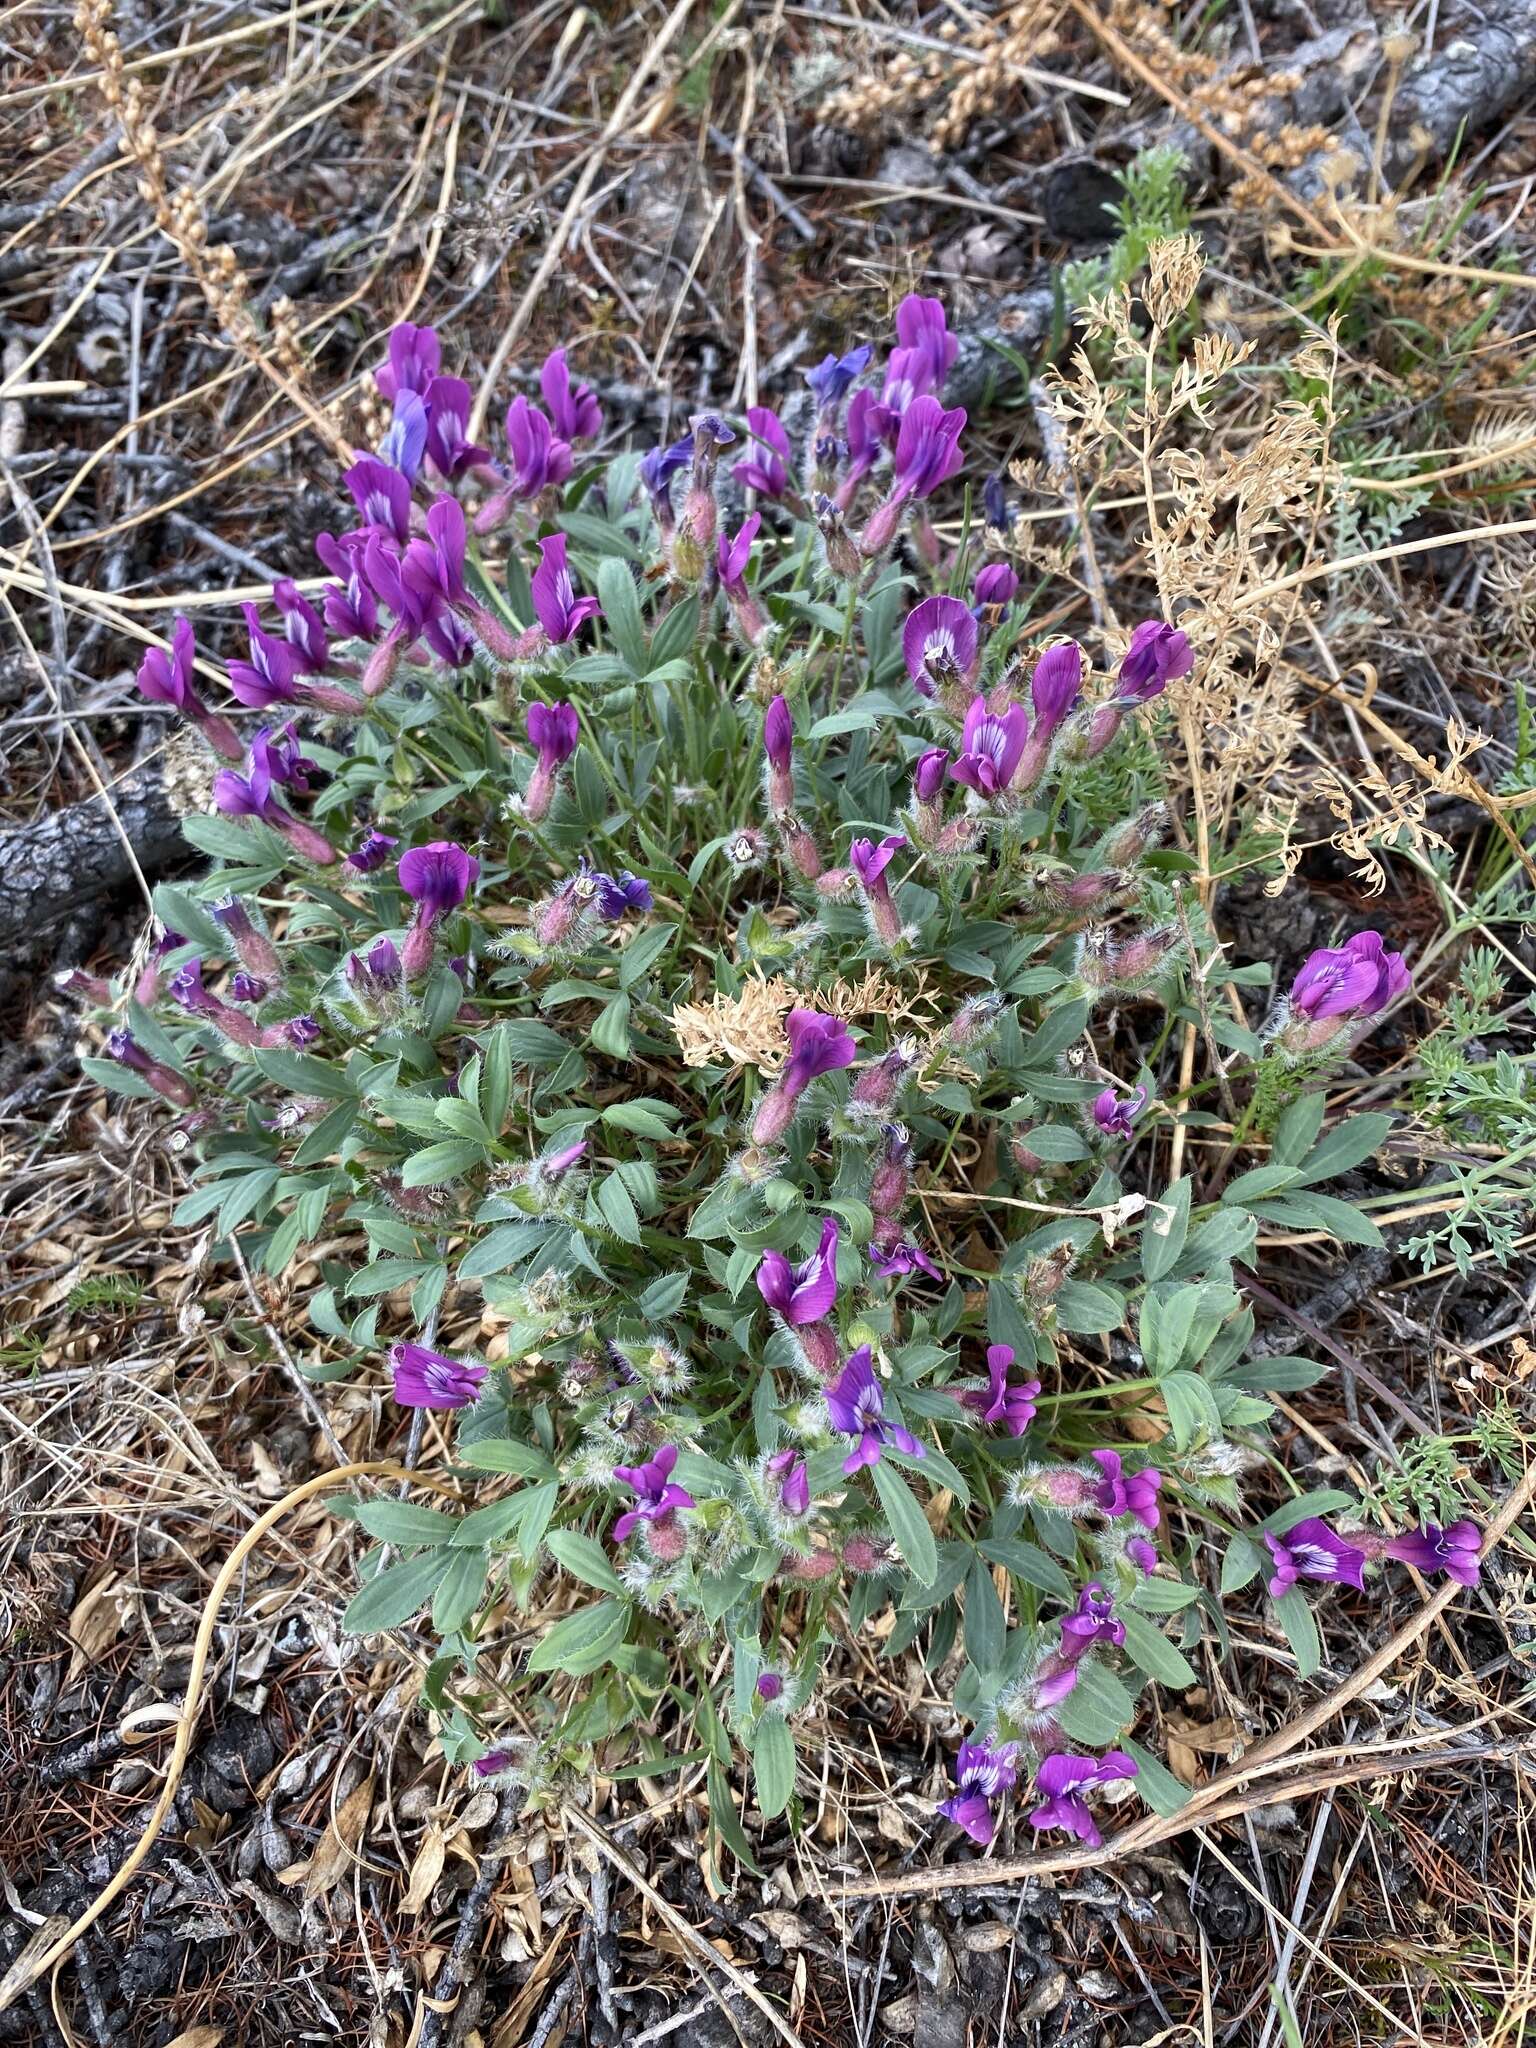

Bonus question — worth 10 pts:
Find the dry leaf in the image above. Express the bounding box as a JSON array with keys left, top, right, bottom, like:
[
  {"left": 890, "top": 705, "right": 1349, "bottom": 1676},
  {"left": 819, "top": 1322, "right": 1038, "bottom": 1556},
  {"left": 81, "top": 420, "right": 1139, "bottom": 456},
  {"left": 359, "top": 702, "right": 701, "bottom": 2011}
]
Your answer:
[
  {"left": 163, "top": 2029, "right": 225, "bottom": 2048},
  {"left": 67, "top": 1575, "right": 130, "bottom": 1681},
  {"left": 402, "top": 1822, "right": 446, "bottom": 1914},
  {"left": 303, "top": 1773, "right": 375, "bottom": 1899}
]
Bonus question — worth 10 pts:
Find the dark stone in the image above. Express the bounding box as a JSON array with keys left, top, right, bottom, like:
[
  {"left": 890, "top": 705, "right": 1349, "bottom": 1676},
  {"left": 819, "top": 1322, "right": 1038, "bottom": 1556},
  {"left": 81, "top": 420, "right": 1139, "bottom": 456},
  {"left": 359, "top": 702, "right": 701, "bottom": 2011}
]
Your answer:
[{"left": 1042, "top": 159, "right": 1124, "bottom": 244}]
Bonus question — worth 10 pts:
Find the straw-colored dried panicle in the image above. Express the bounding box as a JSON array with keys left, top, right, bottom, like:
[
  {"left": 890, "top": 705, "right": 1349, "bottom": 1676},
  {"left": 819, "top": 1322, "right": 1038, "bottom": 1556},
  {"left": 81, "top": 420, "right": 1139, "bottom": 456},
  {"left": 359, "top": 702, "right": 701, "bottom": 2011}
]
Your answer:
[
  {"left": 670, "top": 966, "right": 936, "bottom": 1071},
  {"left": 818, "top": 0, "right": 1065, "bottom": 146}
]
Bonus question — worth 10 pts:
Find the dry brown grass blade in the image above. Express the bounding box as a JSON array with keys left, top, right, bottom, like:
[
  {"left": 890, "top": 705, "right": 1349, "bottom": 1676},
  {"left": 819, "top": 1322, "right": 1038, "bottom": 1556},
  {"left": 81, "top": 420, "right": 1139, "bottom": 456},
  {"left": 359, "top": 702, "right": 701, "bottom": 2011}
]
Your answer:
[{"left": 838, "top": 1455, "right": 1536, "bottom": 1898}]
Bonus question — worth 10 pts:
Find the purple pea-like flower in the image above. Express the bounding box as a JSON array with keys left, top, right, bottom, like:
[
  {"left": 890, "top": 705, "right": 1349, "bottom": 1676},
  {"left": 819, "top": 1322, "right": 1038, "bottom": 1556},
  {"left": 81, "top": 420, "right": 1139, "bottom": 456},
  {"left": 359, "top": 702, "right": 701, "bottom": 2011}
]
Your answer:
[
  {"left": 949, "top": 694, "right": 1029, "bottom": 799},
  {"left": 877, "top": 344, "right": 930, "bottom": 431},
  {"left": 503, "top": 395, "right": 573, "bottom": 498},
  {"left": 423, "top": 374, "right": 491, "bottom": 478},
  {"left": 763, "top": 694, "right": 795, "bottom": 812},
  {"left": 271, "top": 579, "right": 329, "bottom": 673},
  {"left": 983, "top": 474, "right": 1010, "bottom": 531},
  {"left": 937, "top": 1738, "right": 1020, "bottom": 1846},
  {"left": 1126, "top": 1536, "right": 1159, "bottom": 1575},
  {"left": 805, "top": 343, "right": 871, "bottom": 412},
  {"left": 523, "top": 699, "right": 580, "bottom": 823},
  {"left": 135, "top": 617, "right": 242, "bottom": 759},
  {"left": 974, "top": 561, "right": 1019, "bottom": 610},
  {"left": 912, "top": 746, "right": 950, "bottom": 805},
  {"left": 1029, "top": 1752, "right": 1137, "bottom": 1848},
  {"left": 849, "top": 831, "right": 908, "bottom": 945},
  {"left": 611, "top": 1443, "right": 695, "bottom": 1543},
  {"left": 1031, "top": 640, "right": 1085, "bottom": 730},
  {"left": 345, "top": 454, "right": 413, "bottom": 543},
  {"left": 213, "top": 733, "right": 334, "bottom": 864},
  {"left": 529, "top": 533, "right": 602, "bottom": 646},
  {"left": 539, "top": 347, "right": 603, "bottom": 442},
  {"left": 750, "top": 1007, "right": 857, "bottom": 1148},
  {"left": 954, "top": 1343, "right": 1040, "bottom": 1437},
  {"left": 833, "top": 387, "right": 884, "bottom": 512},
  {"left": 1290, "top": 931, "right": 1411, "bottom": 1024},
  {"left": 315, "top": 531, "right": 379, "bottom": 643},
  {"left": 399, "top": 840, "right": 479, "bottom": 976},
  {"left": 229, "top": 605, "right": 298, "bottom": 710},
  {"left": 1061, "top": 1581, "right": 1125, "bottom": 1653},
  {"left": 1119, "top": 619, "right": 1194, "bottom": 699},
  {"left": 733, "top": 407, "right": 791, "bottom": 497},
  {"left": 868, "top": 1234, "right": 943, "bottom": 1284},
  {"left": 104, "top": 1026, "right": 196, "bottom": 1107},
  {"left": 594, "top": 870, "right": 651, "bottom": 920},
  {"left": 1263, "top": 1518, "right": 1367, "bottom": 1600},
  {"left": 895, "top": 292, "right": 958, "bottom": 390},
  {"left": 390, "top": 1340, "right": 486, "bottom": 1410},
  {"left": 279, "top": 1015, "right": 322, "bottom": 1049},
  {"left": 1091, "top": 1449, "right": 1163, "bottom": 1531},
  {"left": 639, "top": 435, "right": 693, "bottom": 531},
  {"left": 824, "top": 1344, "right": 923, "bottom": 1475},
  {"left": 375, "top": 322, "right": 440, "bottom": 404},
  {"left": 1383, "top": 1521, "right": 1482, "bottom": 1586},
  {"left": 1092, "top": 1084, "right": 1147, "bottom": 1140},
  {"left": 765, "top": 1447, "right": 811, "bottom": 1516},
  {"left": 902, "top": 595, "right": 977, "bottom": 697},
  {"left": 228, "top": 971, "right": 268, "bottom": 1005},
  {"left": 381, "top": 389, "right": 429, "bottom": 480},
  {"left": 890, "top": 394, "right": 966, "bottom": 502},
  {"left": 347, "top": 828, "right": 400, "bottom": 873},
  {"left": 716, "top": 511, "right": 759, "bottom": 592},
  {"left": 757, "top": 1214, "right": 839, "bottom": 1326},
  {"left": 539, "top": 1138, "right": 588, "bottom": 1178}
]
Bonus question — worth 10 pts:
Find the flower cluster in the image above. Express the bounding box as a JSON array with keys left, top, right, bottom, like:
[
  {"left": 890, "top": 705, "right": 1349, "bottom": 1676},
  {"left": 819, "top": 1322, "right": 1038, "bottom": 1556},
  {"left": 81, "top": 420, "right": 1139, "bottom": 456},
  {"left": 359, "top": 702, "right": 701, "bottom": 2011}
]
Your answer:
[{"left": 79, "top": 292, "right": 1484, "bottom": 1871}]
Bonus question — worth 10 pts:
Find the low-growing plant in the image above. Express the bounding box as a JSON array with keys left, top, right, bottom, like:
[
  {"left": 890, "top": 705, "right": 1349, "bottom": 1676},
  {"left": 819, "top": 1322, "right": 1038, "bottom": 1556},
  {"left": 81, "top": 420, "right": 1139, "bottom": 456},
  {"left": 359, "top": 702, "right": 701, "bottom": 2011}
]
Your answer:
[{"left": 78, "top": 267, "right": 1491, "bottom": 1859}]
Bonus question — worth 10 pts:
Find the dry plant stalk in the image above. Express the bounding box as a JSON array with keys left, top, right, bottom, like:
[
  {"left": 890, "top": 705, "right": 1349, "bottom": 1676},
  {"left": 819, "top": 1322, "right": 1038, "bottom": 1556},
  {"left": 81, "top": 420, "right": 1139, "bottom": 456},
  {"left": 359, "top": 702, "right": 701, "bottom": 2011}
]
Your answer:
[
  {"left": 819, "top": 0, "right": 1066, "bottom": 146},
  {"left": 671, "top": 967, "right": 938, "bottom": 1070},
  {"left": 74, "top": 0, "right": 351, "bottom": 461}
]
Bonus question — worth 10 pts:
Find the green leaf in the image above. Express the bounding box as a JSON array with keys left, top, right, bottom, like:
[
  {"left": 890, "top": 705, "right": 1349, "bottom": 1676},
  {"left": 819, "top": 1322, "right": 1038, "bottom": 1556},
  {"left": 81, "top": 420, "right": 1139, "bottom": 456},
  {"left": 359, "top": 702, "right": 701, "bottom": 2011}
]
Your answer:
[
  {"left": 751, "top": 1713, "right": 797, "bottom": 1820},
  {"left": 1118, "top": 1606, "right": 1199, "bottom": 1689},
  {"left": 978, "top": 1538, "right": 1073, "bottom": 1601},
  {"left": 1141, "top": 1175, "right": 1191, "bottom": 1282},
  {"left": 1273, "top": 1586, "right": 1321, "bottom": 1679},
  {"left": 292, "top": 1099, "right": 357, "bottom": 1169},
  {"left": 482, "top": 1022, "right": 515, "bottom": 1137},
  {"left": 1057, "top": 1659, "right": 1136, "bottom": 1748},
  {"left": 401, "top": 1139, "right": 484, "bottom": 1188},
  {"left": 590, "top": 994, "right": 633, "bottom": 1059},
  {"left": 253, "top": 1045, "right": 353, "bottom": 1099},
  {"left": 594, "top": 1170, "right": 641, "bottom": 1243},
  {"left": 1021, "top": 997, "right": 1089, "bottom": 1064},
  {"left": 449, "top": 1497, "right": 528, "bottom": 1546},
  {"left": 217, "top": 1167, "right": 282, "bottom": 1234},
  {"left": 354, "top": 1502, "right": 462, "bottom": 1545},
  {"left": 1120, "top": 1738, "right": 1192, "bottom": 1817},
  {"left": 597, "top": 556, "right": 647, "bottom": 672},
  {"left": 1271, "top": 1092, "right": 1327, "bottom": 1167},
  {"left": 1222, "top": 1163, "right": 1303, "bottom": 1205},
  {"left": 1260, "top": 1489, "right": 1359, "bottom": 1535},
  {"left": 602, "top": 1099, "right": 677, "bottom": 1137},
  {"left": 525, "top": 1598, "right": 628, "bottom": 1673},
  {"left": 1055, "top": 1279, "right": 1126, "bottom": 1335},
  {"left": 433, "top": 1548, "right": 489, "bottom": 1634},
  {"left": 871, "top": 1459, "right": 938, "bottom": 1587},
  {"left": 1246, "top": 1192, "right": 1383, "bottom": 1247},
  {"left": 648, "top": 595, "right": 698, "bottom": 669},
  {"left": 964, "top": 1555, "right": 1006, "bottom": 1673},
  {"left": 499, "top": 1020, "right": 573, "bottom": 1066},
  {"left": 1220, "top": 1535, "right": 1262, "bottom": 1595},
  {"left": 1129, "top": 1577, "right": 1201, "bottom": 1614},
  {"left": 618, "top": 923, "right": 676, "bottom": 989},
  {"left": 1161, "top": 1370, "right": 1224, "bottom": 1448},
  {"left": 636, "top": 1270, "right": 691, "bottom": 1321},
  {"left": 707, "top": 1760, "right": 762, "bottom": 1875},
  {"left": 546, "top": 1528, "right": 626, "bottom": 1594},
  {"left": 343, "top": 1551, "right": 452, "bottom": 1634},
  {"left": 459, "top": 1438, "right": 558, "bottom": 1481},
  {"left": 1294, "top": 1113, "right": 1393, "bottom": 1185},
  {"left": 1019, "top": 1124, "right": 1090, "bottom": 1163}
]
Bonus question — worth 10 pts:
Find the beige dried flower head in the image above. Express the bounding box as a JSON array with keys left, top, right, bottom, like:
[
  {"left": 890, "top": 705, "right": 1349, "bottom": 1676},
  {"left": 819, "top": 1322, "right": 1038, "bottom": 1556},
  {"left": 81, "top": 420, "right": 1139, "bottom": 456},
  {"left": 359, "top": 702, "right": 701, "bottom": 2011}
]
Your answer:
[
  {"left": 1143, "top": 234, "right": 1204, "bottom": 330},
  {"left": 672, "top": 977, "right": 797, "bottom": 1072}
]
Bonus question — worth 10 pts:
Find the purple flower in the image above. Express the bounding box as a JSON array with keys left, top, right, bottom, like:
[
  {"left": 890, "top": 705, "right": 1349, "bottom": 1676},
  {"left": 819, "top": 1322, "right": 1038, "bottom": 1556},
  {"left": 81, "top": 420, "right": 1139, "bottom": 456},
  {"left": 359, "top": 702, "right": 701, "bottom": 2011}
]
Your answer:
[
  {"left": 611, "top": 1443, "right": 695, "bottom": 1542},
  {"left": 1029, "top": 1752, "right": 1137, "bottom": 1848},
  {"left": 272, "top": 580, "right": 329, "bottom": 673},
  {"left": 1092, "top": 1085, "right": 1147, "bottom": 1140},
  {"left": 213, "top": 734, "right": 334, "bottom": 864},
  {"left": 529, "top": 533, "right": 601, "bottom": 645},
  {"left": 1031, "top": 641, "right": 1085, "bottom": 729},
  {"left": 228, "top": 971, "right": 268, "bottom": 1004},
  {"left": 375, "top": 322, "right": 440, "bottom": 404},
  {"left": 103, "top": 1026, "right": 196, "bottom": 1107},
  {"left": 347, "top": 828, "right": 399, "bottom": 873},
  {"left": 890, "top": 395, "right": 966, "bottom": 501},
  {"left": 1061, "top": 1581, "right": 1125, "bottom": 1652},
  {"left": 1383, "top": 1521, "right": 1482, "bottom": 1587},
  {"left": 764, "top": 694, "right": 794, "bottom": 776},
  {"left": 913, "top": 746, "right": 950, "bottom": 803},
  {"left": 347, "top": 936, "right": 401, "bottom": 1001},
  {"left": 805, "top": 343, "right": 871, "bottom": 410},
  {"left": 902, "top": 595, "right": 977, "bottom": 697},
  {"left": 733, "top": 407, "right": 791, "bottom": 497},
  {"left": 954, "top": 1343, "right": 1040, "bottom": 1437},
  {"left": 1290, "top": 931, "right": 1411, "bottom": 1022},
  {"left": 1119, "top": 619, "right": 1194, "bottom": 700},
  {"left": 381, "top": 389, "right": 429, "bottom": 479},
  {"left": 345, "top": 454, "right": 413, "bottom": 543},
  {"left": 983, "top": 474, "right": 1011, "bottom": 530},
  {"left": 525, "top": 699, "right": 580, "bottom": 815},
  {"left": 639, "top": 435, "right": 693, "bottom": 527},
  {"left": 229, "top": 604, "right": 298, "bottom": 709},
  {"left": 937, "top": 1738, "right": 1020, "bottom": 1846},
  {"left": 399, "top": 840, "right": 478, "bottom": 920},
  {"left": 751, "top": 1008, "right": 857, "bottom": 1147},
  {"left": 390, "top": 1341, "right": 486, "bottom": 1410},
  {"left": 539, "top": 347, "right": 603, "bottom": 442},
  {"left": 849, "top": 832, "right": 905, "bottom": 889},
  {"left": 868, "top": 1235, "right": 942, "bottom": 1283},
  {"left": 503, "top": 395, "right": 573, "bottom": 498},
  {"left": 1126, "top": 1537, "right": 1159, "bottom": 1575},
  {"left": 135, "top": 617, "right": 242, "bottom": 759},
  {"left": 757, "top": 1215, "right": 839, "bottom": 1325},
  {"left": 540, "top": 1138, "right": 588, "bottom": 1177},
  {"left": 423, "top": 375, "right": 490, "bottom": 478},
  {"left": 594, "top": 870, "right": 651, "bottom": 919},
  {"left": 282, "top": 1015, "right": 321, "bottom": 1048},
  {"left": 974, "top": 561, "right": 1019, "bottom": 609},
  {"left": 1091, "top": 1450, "right": 1163, "bottom": 1532},
  {"left": 878, "top": 345, "right": 930, "bottom": 427},
  {"left": 716, "top": 511, "right": 759, "bottom": 592},
  {"left": 895, "top": 293, "right": 958, "bottom": 390},
  {"left": 1263, "top": 1518, "right": 1367, "bottom": 1600},
  {"left": 765, "top": 1448, "right": 810, "bottom": 1516},
  {"left": 949, "top": 694, "right": 1029, "bottom": 798},
  {"left": 402, "top": 492, "right": 469, "bottom": 610},
  {"left": 250, "top": 722, "right": 316, "bottom": 793},
  {"left": 756, "top": 1671, "right": 786, "bottom": 1703},
  {"left": 824, "top": 1345, "right": 922, "bottom": 1475},
  {"left": 315, "top": 531, "right": 379, "bottom": 643}
]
